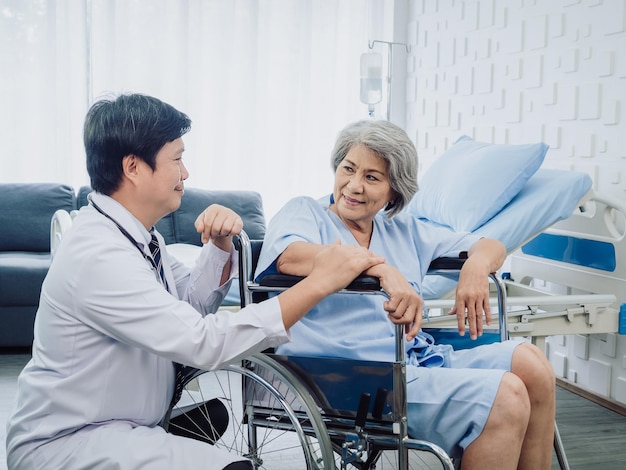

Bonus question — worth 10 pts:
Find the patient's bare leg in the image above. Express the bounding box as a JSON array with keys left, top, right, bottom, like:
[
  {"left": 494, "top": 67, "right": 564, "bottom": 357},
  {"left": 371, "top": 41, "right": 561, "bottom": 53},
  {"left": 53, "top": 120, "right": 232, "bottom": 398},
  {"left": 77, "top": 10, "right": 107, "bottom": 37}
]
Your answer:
[
  {"left": 511, "top": 343, "right": 556, "bottom": 470},
  {"left": 461, "top": 372, "right": 530, "bottom": 470}
]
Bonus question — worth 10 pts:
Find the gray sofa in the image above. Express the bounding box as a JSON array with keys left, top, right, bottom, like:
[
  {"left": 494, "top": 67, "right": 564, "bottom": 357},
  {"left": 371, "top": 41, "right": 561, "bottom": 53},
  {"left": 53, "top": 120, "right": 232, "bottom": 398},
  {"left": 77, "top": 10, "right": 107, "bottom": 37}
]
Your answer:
[
  {"left": 0, "top": 184, "right": 76, "bottom": 347},
  {"left": 0, "top": 183, "right": 266, "bottom": 348}
]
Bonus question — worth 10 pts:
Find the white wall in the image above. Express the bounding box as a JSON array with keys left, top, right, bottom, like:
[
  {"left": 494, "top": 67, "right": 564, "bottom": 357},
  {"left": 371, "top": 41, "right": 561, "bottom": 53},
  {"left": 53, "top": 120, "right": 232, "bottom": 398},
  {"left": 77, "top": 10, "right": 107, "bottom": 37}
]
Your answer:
[{"left": 403, "top": 0, "right": 626, "bottom": 403}]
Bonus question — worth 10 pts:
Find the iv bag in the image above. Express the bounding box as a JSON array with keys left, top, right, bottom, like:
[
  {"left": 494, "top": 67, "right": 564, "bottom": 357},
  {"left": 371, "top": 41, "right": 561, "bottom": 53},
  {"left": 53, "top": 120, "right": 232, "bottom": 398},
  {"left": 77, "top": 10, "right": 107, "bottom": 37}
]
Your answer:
[{"left": 360, "top": 52, "right": 382, "bottom": 105}]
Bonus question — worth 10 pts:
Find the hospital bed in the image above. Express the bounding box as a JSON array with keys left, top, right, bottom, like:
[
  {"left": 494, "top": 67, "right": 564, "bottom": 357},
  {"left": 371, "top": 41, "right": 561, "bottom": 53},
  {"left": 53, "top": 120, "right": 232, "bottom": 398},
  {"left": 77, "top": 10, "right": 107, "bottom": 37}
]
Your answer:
[{"left": 412, "top": 168, "right": 624, "bottom": 353}]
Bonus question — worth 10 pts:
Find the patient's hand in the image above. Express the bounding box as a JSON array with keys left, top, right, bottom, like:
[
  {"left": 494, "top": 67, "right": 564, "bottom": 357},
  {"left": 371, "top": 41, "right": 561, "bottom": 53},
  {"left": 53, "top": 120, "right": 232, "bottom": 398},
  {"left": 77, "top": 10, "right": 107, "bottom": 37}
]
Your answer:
[
  {"left": 194, "top": 204, "right": 243, "bottom": 252},
  {"left": 450, "top": 257, "right": 492, "bottom": 340},
  {"left": 366, "top": 263, "right": 422, "bottom": 341}
]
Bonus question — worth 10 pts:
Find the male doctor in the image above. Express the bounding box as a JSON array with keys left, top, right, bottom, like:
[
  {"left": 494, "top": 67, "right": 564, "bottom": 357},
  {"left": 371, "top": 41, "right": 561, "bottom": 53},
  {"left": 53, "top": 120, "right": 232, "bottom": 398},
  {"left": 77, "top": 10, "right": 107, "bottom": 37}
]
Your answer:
[{"left": 5, "top": 93, "right": 385, "bottom": 469}]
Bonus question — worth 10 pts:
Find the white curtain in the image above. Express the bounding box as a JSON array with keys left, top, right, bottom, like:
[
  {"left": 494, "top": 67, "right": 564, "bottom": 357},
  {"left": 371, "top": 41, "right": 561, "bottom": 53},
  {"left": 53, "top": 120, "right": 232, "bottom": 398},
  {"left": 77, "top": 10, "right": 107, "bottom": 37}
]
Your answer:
[
  {"left": 1, "top": 0, "right": 390, "bottom": 219},
  {"left": 0, "top": 1, "right": 89, "bottom": 188}
]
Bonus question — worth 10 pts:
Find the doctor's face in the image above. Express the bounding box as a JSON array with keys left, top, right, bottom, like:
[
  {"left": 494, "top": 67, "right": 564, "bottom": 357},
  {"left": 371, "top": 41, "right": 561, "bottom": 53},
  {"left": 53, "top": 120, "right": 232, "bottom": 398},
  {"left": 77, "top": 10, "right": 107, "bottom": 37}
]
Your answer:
[
  {"left": 136, "top": 137, "right": 189, "bottom": 224},
  {"left": 331, "top": 144, "right": 395, "bottom": 229}
]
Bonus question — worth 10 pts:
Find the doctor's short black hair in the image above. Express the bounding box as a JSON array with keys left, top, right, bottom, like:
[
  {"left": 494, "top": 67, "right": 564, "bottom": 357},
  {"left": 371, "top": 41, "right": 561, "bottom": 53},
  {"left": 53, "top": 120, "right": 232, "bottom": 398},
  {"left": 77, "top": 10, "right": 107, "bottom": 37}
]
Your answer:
[{"left": 84, "top": 93, "right": 191, "bottom": 195}]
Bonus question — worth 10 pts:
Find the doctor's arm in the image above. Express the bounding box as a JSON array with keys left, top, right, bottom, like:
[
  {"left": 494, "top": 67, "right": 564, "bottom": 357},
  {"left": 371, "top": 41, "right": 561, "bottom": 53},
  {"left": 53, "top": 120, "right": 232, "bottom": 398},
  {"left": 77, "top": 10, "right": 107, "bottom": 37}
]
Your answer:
[{"left": 276, "top": 241, "right": 384, "bottom": 329}]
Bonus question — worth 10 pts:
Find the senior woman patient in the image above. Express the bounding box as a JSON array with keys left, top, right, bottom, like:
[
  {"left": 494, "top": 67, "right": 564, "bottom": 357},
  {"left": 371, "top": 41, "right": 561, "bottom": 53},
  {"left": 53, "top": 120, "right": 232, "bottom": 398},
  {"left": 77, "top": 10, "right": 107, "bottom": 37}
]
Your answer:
[{"left": 255, "top": 120, "right": 556, "bottom": 470}]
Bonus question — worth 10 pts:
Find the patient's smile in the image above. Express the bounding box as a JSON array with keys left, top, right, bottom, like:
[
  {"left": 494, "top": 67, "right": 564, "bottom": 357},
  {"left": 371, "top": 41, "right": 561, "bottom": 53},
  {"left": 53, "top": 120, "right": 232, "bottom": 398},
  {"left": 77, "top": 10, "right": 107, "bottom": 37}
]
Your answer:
[{"left": 343, "top": 195, "right": 363, "bottom": 205}]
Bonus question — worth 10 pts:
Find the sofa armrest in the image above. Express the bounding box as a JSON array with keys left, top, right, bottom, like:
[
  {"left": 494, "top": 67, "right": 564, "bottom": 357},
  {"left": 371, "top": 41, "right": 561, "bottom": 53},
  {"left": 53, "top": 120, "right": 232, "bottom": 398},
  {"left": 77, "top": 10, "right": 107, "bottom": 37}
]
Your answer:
[{"left": 0, "top": 183, "right": 76, "bottom": 252}]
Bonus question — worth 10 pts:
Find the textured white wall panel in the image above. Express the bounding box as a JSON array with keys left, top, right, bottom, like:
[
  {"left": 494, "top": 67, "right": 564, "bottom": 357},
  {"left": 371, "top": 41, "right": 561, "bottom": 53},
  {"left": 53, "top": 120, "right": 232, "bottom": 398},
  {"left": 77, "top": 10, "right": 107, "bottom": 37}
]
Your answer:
[
  {"left": 405, "top": 0, "right": 626, "bottom": 402},
  {"left": 588, "top": 359, "right": 612, "bottom": 396},
  {"left": 406, "top": 0, "right": 626, "bottom": 186},
  {"left": 549, "top": 13, "right": 565, "bottom": 38},
  {"left": 551, "top": 351, "right": 568, "bottom": 378},
  {"left": 616, "top": 377, "right": 626, "bottom": 404},
  {"left": 579, "top": 82, "right": 601, "bottom": 120},
  {"left": 527, "top": 14, "right": 548, "bottom": 50},
  {"left": 558, "top": 83, "right": 579, "bottom": 121},
  {"left": 524, "top": 54, "right": 544, "bottom": 88},
  {"left": 603, "top": 98, "right": 619, "bottom": 125},
  {"left": 603, "top": 0, "right": 626, "bottom": 35},
  {"left": 475, "top": 62, "right": 493, "bottom": 93}
]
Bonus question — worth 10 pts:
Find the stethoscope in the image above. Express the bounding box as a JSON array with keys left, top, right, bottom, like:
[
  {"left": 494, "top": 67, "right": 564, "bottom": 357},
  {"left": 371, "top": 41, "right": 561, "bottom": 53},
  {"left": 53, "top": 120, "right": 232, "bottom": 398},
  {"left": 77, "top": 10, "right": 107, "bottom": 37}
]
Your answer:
[{"left": 89, "top": 195, "right": 169, "bottom": 290}]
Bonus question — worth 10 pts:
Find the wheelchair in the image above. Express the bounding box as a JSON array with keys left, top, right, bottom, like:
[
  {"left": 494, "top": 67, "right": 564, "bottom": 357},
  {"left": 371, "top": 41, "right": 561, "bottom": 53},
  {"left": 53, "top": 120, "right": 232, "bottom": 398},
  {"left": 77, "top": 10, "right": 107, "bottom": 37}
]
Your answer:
[{"left": 160, "top": 230, "right": 573, "bottom": 469}]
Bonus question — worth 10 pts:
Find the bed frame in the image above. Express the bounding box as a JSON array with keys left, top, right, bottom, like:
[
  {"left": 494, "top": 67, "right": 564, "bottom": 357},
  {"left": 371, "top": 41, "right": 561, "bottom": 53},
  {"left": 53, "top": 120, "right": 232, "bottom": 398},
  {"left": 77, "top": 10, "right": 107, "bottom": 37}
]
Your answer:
[{"left": 422, "top": 190, "right": 625, "bottom": 354}]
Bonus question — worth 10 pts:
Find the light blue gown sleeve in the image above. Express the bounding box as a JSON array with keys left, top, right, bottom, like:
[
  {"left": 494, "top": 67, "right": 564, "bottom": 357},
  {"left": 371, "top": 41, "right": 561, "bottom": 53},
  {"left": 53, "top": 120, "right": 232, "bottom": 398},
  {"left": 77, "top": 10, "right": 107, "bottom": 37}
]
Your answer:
[{"left": 255, "top": 196, "right": 328, "bottom": 280}]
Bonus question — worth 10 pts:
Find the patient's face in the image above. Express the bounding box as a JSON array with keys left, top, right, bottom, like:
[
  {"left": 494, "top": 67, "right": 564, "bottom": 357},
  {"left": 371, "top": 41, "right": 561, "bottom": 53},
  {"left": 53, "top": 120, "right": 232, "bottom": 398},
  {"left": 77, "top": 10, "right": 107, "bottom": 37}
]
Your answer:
[{"left": 331, "top": 144, "right": 394, "bottom": 232}]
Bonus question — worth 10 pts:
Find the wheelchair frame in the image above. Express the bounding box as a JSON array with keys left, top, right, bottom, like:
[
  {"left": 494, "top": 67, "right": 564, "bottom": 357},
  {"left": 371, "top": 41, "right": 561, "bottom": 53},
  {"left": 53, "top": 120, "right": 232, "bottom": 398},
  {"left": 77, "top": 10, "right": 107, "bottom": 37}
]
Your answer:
[{"left": 162, "top": 230, "right": 569, "bottom": 469}]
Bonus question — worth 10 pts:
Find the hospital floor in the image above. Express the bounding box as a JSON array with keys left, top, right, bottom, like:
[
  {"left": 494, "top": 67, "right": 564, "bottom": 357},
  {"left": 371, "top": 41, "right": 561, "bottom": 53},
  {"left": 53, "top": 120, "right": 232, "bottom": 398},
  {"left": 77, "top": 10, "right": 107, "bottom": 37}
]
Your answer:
[{"left": 2, "top": 349, "right": 626, "bottom": 470}]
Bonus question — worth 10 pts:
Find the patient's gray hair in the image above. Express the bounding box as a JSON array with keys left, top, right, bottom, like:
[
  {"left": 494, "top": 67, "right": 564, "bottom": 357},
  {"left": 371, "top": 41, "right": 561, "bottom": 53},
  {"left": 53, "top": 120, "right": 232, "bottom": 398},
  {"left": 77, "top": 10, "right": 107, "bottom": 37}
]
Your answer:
[{"left": 330, "top": 120, "right": 418, "bottom": 217}]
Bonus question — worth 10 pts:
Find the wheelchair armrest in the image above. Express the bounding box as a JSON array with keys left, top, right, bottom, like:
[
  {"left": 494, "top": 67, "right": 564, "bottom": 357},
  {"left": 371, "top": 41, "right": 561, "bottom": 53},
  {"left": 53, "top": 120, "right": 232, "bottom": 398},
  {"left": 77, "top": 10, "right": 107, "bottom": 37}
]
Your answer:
[
  {"left": 259, "top": 273, "right": 381, "bottom": 292},
  {"left": 256, "top": 257, "right": 470, "bottom": 291},
  {"left": 427, "top": 255, "right": 467, "bottom": 272}
]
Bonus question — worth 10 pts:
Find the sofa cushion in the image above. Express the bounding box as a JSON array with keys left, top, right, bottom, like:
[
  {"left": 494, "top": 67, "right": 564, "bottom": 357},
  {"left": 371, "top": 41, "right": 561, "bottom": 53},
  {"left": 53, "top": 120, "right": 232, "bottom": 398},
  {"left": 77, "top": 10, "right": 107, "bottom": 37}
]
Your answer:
[
  {"left": 156, "top": 188, "right": 266, "bottom": 246},
  {"left": 75, "top": 186, "right": 265, "bottom": 245},
  {"left": 0, "top": 183, "right": 76, "bottom": 252},
  {"left": 0, "top": 252, "right": 50, "bottom": 305}
]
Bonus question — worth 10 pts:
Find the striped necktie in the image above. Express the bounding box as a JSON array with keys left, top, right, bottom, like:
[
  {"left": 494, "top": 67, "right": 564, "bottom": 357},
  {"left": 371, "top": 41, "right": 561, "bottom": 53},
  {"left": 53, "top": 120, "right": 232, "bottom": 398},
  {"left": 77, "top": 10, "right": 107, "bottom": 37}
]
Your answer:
[
  {"left": 149, "top": 229, "right": 201, "bottom": 407},
  {"left": 148, "top": 230, "right": 170, "bottom": 291}
]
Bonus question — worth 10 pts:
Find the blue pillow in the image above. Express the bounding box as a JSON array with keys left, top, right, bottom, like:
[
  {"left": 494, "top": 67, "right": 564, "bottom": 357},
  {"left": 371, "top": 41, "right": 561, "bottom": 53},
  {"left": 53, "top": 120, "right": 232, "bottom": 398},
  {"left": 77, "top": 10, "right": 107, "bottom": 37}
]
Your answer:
[
  {"left": 474, "top": 168, "right": 592, "bottom": 251},
  {"left": 407, "top": 135, "right": 548, "bottom": 232},
  {"left": 419, "top": 168, "right": 592, "bottom": 300}
]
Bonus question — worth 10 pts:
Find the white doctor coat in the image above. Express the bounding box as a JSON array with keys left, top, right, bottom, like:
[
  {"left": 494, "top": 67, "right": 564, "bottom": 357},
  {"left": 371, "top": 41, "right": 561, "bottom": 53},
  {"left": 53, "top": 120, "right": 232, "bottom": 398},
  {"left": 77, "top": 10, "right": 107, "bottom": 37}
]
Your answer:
[{"left": 6, "top": 192, "right": 289, "bottom": 469}]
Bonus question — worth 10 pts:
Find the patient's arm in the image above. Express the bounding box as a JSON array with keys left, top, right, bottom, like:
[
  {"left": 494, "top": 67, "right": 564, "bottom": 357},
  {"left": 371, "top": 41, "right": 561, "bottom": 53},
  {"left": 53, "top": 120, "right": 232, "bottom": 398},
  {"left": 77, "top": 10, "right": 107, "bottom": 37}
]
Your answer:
[
  {"left": 276, "top": 241, "right": 321, "bottom": 276},
  {"left": 451, "top": 237, "right": 506, "bottom": 340},
  {"left": 277, "top": 241, "right": 422, "bottom": 341}
]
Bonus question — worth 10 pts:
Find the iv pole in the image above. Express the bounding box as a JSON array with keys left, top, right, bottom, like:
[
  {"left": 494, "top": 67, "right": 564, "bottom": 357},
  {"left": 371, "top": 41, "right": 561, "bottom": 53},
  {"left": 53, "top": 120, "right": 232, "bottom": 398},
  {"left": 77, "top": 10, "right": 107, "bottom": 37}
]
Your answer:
[{"left": 367, "top": 40, "right": 411, "bottom": 121}]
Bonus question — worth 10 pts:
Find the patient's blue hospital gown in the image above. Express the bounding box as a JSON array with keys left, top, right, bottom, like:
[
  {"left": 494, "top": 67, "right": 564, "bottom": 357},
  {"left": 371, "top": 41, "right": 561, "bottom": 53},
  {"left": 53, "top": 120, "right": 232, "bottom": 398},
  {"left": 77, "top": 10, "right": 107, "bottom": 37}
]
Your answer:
[{"left": 255, "top": 196, "right": 520, "bottom": 457}]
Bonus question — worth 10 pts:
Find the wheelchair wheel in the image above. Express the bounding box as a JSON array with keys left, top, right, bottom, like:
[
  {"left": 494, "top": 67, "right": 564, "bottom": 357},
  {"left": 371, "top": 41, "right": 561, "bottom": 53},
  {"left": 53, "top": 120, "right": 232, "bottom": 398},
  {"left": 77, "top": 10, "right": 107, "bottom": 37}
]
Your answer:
[
  {"left": 330, "top": 432, "right": 456, "bottom": 470},
  {"left": 162, "top": 353, "right": 335, "bottom": 469},
  {"left": 333, "top": 447, "right": 455, "bottom": 470}
]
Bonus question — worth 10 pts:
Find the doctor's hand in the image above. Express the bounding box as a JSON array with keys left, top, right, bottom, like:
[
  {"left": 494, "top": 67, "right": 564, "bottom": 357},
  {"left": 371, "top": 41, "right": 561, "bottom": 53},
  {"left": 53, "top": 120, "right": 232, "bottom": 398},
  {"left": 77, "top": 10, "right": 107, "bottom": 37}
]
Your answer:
[
  {"left": 449, "top": 257, "right": 492, "bottom": 340},
  {"left": 307, "top": 241, "right": 385, "bottom": 296},
  {"left": 365, "top": 263, "right": 422, "bottom": 342},
  {"left": 194, "top": 204, "right": 243, "bottom": 252}
]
